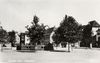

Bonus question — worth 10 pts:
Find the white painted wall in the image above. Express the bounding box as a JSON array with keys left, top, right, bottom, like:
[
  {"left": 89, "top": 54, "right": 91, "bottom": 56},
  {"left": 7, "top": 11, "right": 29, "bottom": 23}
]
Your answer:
[
  {"left": 25, "top": 35, "right": 30, "bottom": 44},
  {"left": 92, "top": 27, "right": 98, "bottom": 36},
  {"left": 15, "top": 33, "right": 20, "bottom": 43}
]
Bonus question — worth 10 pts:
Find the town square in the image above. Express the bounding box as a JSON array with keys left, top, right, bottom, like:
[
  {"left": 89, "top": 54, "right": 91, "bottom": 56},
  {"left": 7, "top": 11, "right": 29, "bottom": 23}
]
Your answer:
[{"left": 0, "top": 0, "right": 100, "bottom": 63}]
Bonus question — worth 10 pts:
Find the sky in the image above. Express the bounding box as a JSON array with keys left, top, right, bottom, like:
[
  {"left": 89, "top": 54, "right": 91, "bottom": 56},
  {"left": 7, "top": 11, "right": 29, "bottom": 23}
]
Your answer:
[{"left": 0, "top": 0, "right": 100, "bottom": 32}]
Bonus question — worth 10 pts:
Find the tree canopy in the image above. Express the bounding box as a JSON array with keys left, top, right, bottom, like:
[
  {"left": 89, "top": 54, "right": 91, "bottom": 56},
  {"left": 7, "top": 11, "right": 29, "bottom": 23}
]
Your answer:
[
  {"left": 8, "top": 30, "right": 16, "bottom": 47},
  {"left": 53, "top": 15, "right": 81, "bottom": 44},
  {"left": 0, "top": 27, "right": 8, "bottom": 43},
  {"left": 26, "top": 15, "right": 46, "bottom": 45},
  {"left": 81, "top": 20, "right": 98, "bottom": 47}
]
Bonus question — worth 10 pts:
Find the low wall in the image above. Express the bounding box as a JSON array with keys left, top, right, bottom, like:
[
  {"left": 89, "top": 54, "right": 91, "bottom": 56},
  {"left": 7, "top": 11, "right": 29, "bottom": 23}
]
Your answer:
[{"left": 17, "top": 45, "right": 35, "bottom": 50}]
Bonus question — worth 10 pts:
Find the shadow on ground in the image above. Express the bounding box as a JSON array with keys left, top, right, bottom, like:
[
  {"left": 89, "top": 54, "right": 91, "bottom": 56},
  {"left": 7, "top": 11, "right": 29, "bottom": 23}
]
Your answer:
[
  {"left": 16, "top": 50, "right": 36, "bottom": 53},
  {"left": 51, "top": 50, "right": 67, "bottom": 52},
  {"left": 16, "top": 49, "right": 68, "bottom": 53}
]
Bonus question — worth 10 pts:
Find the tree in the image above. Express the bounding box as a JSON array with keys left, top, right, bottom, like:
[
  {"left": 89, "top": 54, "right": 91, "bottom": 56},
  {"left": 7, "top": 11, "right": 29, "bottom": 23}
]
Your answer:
[
  {"left": 0, "top": 26, "right": 8, "bottom": 51},
  {"left": 0, "top": 27, "right": 8, "bottom": 43},
  {"left": 53, "top": 15, "right": 81, "bottom": 52},
  {"left": 8, "top": 30, "right": 16, "bottom": 47},
  {"left": 52, "top": 27, "right": 63, "bottom": 45},
  {"left": 26, "top": 15, "right": 46, "bottom": 45},
  {"left": 82, "top": 20, "right": 98, "bottom": 48}
]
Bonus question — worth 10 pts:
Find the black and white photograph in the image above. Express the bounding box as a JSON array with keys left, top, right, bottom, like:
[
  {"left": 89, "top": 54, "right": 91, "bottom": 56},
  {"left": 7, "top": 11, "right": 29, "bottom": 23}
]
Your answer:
[{"left": 0, "top": 0, "right": 100, "bottom": 63}]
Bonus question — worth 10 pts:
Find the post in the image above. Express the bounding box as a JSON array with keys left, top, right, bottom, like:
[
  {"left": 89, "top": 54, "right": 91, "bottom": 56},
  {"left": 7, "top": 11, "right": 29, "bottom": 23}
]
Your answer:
[
  {"left": 11, "top": 43, "right": 12, "bottom": 50},
  {"left": 90, "top": 43, "right": 92, "bottom": 49},
  {"left": 1, "top": 43, "right": 3, "bottom": 52},
  {"left": 68, "top": 42, "right": 71, "bottom": 52},
  {"left": 90, "top": 35, "right": 93, "bottom": 49}
]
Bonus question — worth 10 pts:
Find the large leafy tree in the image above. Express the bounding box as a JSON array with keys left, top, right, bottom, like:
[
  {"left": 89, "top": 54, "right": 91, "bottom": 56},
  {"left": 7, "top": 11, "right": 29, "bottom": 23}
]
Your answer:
[
  {"left": 8, "top": 30, "right": 16, "bottom": 47},
  {"left": 26, "top": 15, "right": 46, "bottom": 45},
  {"left": 53, "top": 15, "right": 81, "bottom": 52},
  {"left": 82, "top": 20, "right": 98, "bottom": 48},
  {"left": 82, "top": 24, "right": 92, "bottom": 46},
  {"left": 0, "top": 27, "right": 8, "bottom": 44}
]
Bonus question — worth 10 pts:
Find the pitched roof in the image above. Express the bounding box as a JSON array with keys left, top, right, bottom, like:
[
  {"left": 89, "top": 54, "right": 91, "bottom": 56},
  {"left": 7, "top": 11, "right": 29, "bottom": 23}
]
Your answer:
[
  {"left": 89, "top": 20, "right": 100, "bottom": 27},
  {"left": 96, "top": 29, "right": 100, "bottom": 33}
]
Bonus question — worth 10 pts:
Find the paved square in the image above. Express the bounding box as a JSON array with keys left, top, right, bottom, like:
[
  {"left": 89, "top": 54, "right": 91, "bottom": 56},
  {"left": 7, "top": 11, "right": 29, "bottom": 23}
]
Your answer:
[{"left": 0, "top": 47, "right": 100, "bottom": 63}]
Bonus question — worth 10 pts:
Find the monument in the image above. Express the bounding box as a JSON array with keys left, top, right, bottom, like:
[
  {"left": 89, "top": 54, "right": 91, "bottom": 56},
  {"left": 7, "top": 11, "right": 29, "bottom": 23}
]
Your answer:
[{"left": 44, "top": 29, "right": 55, "bottom": 51}]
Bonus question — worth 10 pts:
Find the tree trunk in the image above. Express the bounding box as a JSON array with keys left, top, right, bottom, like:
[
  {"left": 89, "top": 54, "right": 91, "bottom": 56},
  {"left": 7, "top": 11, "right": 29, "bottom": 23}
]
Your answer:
[
  {"left": 78, "top": 41, "right": 81, "bottom": 48},
  {"left": 1, "top": 43, "right": 3, "bottom": 52},
  {"left": 90, "top": 43, "right": 92, "bottom": 49},
  {"left": 56, "top": 44, "right": 57, "bottom": 49},
  {"left": 68, "top": 42, "right": 71, "bottom": 52}
]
